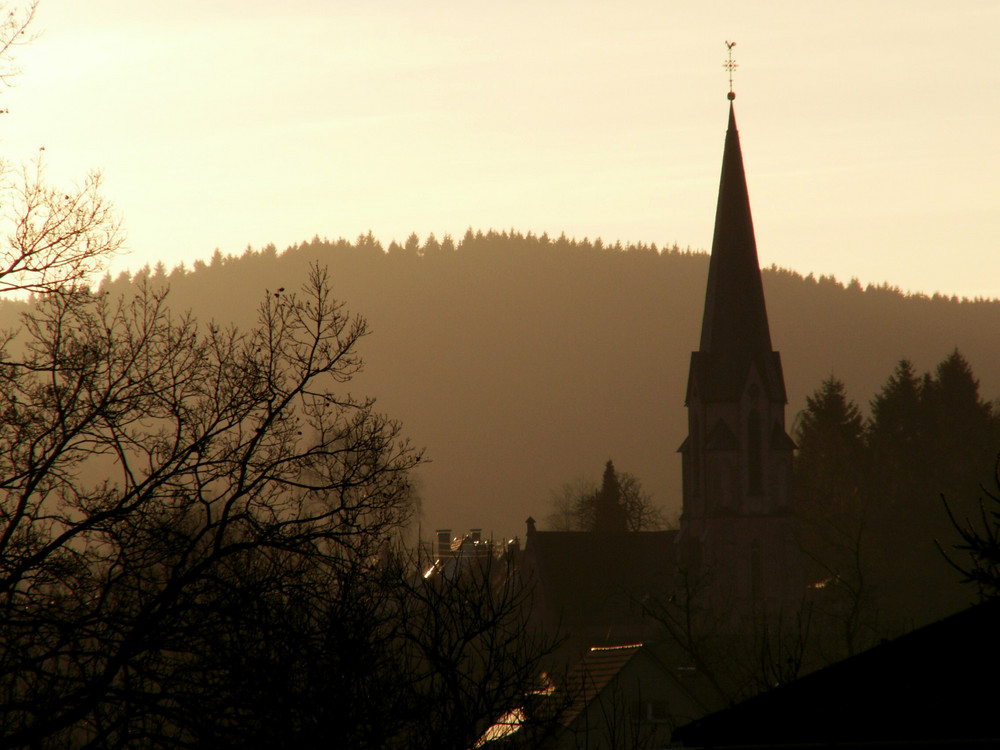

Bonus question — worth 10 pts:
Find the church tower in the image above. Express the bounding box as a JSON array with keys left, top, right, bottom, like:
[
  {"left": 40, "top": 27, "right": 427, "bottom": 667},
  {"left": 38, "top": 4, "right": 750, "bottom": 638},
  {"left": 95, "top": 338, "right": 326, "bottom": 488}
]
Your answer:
[{"left": 678, "top": 93, "right": 800, "bottom": 612}]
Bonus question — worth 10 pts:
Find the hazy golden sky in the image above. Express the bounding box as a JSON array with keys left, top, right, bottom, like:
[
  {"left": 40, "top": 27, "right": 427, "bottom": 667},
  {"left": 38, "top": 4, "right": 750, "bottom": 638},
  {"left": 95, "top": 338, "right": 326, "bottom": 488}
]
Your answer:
[{"left": 3, "top": 1, "right": 997, "bottom": 298}]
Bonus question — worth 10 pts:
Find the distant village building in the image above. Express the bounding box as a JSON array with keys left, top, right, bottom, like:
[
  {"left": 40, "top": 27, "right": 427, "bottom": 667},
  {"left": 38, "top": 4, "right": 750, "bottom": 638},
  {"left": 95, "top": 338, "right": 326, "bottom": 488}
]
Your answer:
[{"left": 422, "top": 527, "right": 515, "bottom": 580}]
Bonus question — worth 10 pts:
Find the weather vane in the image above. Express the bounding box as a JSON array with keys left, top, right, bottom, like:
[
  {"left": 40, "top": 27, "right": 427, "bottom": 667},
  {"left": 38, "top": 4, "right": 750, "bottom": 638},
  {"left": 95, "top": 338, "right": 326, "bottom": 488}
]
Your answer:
[{"left": 724, "top": 41, "right": 737, "bottom": 101}]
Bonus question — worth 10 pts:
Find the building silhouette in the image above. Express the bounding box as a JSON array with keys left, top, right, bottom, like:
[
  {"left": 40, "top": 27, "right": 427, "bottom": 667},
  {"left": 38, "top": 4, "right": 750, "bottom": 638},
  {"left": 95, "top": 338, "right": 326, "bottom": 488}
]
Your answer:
[
  {"left": 521, "top": 99, "right": 801, "bottom": 643},
  {"left": 675, "top": 101, "right": 801, "bottom": 613}
]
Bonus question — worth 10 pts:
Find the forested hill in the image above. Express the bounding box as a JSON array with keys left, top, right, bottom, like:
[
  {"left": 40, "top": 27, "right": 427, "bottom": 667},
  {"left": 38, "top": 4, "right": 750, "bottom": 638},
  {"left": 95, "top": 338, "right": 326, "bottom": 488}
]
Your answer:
[{"left": 13, "top": 230, "right": 1000, "bottom": 539}]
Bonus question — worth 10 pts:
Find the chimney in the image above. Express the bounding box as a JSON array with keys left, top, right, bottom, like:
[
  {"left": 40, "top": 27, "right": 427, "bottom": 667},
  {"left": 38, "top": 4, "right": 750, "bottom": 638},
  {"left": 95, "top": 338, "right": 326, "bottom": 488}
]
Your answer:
[{"left": 436, "top": 529, "right": 451, "bottom": 558}]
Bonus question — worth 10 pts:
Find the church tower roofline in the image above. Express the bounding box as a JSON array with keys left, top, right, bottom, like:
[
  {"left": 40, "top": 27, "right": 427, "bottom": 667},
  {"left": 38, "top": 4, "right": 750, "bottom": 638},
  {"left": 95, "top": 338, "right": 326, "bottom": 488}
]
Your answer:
[
  {"left": 690, "top": 103, "right": 786, "bottom": 404},
  {"left": 701, "top": 104, "right": 771, "bottom": 357}
]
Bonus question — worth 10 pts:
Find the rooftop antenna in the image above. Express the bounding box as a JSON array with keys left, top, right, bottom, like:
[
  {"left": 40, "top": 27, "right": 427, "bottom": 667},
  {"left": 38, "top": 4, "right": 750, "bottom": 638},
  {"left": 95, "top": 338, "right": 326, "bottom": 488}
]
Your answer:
[{"left": 724, "top": 41, "right": 737, "bottom": 101}]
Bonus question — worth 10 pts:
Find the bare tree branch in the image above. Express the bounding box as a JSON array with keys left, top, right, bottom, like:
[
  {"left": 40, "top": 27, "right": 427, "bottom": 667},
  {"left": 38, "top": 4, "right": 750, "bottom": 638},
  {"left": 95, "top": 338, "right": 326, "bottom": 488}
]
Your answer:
[
  {"left": 0, "top": 1, "right": 35, "bottom": 91},
  {"left": 0, "top": 266, "right": 423, "bottom": 745},
  {"left": 0, "top": 159, "right": 124, "bottom": 296}
]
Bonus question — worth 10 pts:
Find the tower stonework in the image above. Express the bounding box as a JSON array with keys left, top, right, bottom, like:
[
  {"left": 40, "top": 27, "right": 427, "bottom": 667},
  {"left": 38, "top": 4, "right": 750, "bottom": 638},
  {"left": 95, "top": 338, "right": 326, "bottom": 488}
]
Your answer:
[{"left": 678, "top": 103, "right": 800, "bottom": 613}]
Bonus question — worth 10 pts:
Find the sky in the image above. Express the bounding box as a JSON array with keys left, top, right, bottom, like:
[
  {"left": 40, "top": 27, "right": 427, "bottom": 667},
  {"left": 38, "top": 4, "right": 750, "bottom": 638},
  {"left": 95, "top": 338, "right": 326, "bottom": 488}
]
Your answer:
[{"left": 1, "top": 1, "right": 997, "bottom": 299}]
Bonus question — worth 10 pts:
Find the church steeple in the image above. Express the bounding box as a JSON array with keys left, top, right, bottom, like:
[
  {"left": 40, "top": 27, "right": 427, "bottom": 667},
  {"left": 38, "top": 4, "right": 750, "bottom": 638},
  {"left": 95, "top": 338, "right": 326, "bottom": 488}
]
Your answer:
[
  {"left": 700, "top": 105, "right": 770, "bottom": 356},
  {"left": 692, "top": 104, "right": 786, "bottom": 405},
  {"left": 677, "top": 84, "right": 800, "bottom": 611}
]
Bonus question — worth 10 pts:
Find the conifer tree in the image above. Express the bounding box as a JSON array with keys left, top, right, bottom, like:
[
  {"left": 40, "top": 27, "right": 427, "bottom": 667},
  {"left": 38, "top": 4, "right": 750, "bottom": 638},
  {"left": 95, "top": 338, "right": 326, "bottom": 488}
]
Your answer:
[
  {"left": 867, "top": 359, "right": 924, "bottom": 505},
  {"left": 546, "top": 462, "right": 664, "bottom": 532},
  {"left": 594, "top": 460, "right": 628, "bottom": 533},
  {"left": 794, "top": 377, "right": 876, "bottom": 655},
  {"left": 794, "top": 376, "right": 865, "bottom": 512},
  {"left": 923, "top": 350, "right": 997, "bottom": 495}
]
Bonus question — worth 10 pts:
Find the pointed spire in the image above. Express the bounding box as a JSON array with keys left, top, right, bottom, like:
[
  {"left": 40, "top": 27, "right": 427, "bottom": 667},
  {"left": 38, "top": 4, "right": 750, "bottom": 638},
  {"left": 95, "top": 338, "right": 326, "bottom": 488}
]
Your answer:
[
  {"left": 691, "top": 104, "right": 786, "bottom": 403},
  {"left": 699, "top": 104, "right": 772, "bottom": 358}
]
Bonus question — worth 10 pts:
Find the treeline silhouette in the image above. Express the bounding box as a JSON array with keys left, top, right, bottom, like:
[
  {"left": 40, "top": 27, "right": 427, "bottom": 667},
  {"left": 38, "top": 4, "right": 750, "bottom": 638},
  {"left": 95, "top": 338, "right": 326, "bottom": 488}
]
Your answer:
[
  {"left": 5, "top": 229, "right": 995, "bottom": 539},
  {"left": 796, "top": 353, "right": 1000, "bottom": 639}
]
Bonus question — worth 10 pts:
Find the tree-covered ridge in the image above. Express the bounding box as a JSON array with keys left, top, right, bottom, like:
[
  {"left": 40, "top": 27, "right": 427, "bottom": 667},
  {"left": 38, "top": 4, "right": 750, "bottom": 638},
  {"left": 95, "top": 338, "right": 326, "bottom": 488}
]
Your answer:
[
  {"left": 69, "top": 230, "right": 1000, "bottom": 539},
  {"left": 105, "top": 228, "right": 1000, "bottom": 305}
]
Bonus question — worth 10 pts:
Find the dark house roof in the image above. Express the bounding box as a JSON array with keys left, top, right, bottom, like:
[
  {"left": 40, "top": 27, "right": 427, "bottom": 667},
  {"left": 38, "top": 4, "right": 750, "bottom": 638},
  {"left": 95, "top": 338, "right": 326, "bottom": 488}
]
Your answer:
[
  {"left": 672, "top": 598, "right": 1000, "bottom": 748},
  {"left": 559, "top": 644, "right": 646, "bottom": 727}
]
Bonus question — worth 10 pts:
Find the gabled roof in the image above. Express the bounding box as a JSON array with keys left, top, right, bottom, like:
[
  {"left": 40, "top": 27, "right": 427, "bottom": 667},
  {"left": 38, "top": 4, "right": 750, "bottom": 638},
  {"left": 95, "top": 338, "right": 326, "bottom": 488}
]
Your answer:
[{"left": 559, "top": 644, "right": 644, "bottom": 727}]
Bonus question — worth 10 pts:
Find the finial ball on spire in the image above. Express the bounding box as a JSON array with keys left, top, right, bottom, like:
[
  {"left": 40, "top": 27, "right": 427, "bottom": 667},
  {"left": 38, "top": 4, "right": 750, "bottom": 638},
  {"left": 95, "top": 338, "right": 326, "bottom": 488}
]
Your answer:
[{"left": 727, "top": 91, "right": 735, "bottom": 101}]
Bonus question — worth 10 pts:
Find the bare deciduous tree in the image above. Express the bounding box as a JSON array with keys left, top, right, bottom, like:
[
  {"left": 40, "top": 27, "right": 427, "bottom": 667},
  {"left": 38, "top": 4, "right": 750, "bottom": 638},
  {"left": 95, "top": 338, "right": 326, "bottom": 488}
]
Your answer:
[
  {"left": 639, "top": 563, "right": 812, "bottom": 710},
  {"left": 941, "top": 453, "right": 1000, "bottom": 601},
  {"left": 0, "top": 3, "right": 122, "bottom": 297},
  {"left": 0, "top": 158, "right": 122, "bottom": 296},
  {"left": 0, "top": 1, "right": 34, "bottom": 88},
  {"left": 0, "top": 267, "right": 421, "bottom": 746},
  {"left": 388, "top": 547, "right": 563, "bottom": 750},
  {"left": 0, "top": 11, "right": 557, "bottom": 746}
]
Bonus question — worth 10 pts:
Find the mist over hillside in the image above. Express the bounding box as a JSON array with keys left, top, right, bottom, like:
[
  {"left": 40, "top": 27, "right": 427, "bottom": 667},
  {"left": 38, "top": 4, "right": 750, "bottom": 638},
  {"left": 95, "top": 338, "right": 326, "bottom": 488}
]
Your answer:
[{"left": 8, "top": 230, "right": 998, "bottom": 540}]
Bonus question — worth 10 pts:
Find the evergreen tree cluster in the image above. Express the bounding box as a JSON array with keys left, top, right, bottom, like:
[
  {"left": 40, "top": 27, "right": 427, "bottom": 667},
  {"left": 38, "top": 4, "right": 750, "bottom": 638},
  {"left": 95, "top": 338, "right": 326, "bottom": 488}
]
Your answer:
[{"left": 795, "top": 351, "right": 1000, "bottom": 633}]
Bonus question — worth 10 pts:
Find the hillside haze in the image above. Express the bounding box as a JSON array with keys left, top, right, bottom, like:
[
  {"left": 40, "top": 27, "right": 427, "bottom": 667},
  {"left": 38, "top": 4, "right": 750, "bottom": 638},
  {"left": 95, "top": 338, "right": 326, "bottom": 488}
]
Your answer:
[{"left": 21, "top": 231, "right": 999, "bottom": 541}]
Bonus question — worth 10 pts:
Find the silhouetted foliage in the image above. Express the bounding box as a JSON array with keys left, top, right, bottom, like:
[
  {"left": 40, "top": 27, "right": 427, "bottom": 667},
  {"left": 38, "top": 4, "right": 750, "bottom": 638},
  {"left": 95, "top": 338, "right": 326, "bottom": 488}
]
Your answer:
[
  {"left": 868, "top": 351, "right": 1000, "bottom": 624},
  {"left": 388, "top": 549, "right": 563, "bottom": 750},
  {"left": 794, "top": 377, "right": 878, "bottom": 658},
  {"left": 640, "top": 563, "right": 812, "bottom": 708},
  {"left": 795, "top": 352, "right": 1000, "bottom": 630},
  {"left": 593, "top": 460, "right": 628, "bottom": 533},
  {"left": 867, "top": 359, "right": 923, "bottom": 501},
  {"left": 941, "top": 454, "right": 1000, "bottom": 601},
  {"left": 546, "top": 461, "right": 665, "bottom": 532},
  {"left": 795, "top": 376, "right": 866, "bottom": 512},
  {"left": 0, "top": 268, "right": 424, "bottom": 745},
  {"left": 159, "top": 543, "right": 561, "bottom": 749},
  {"left": 0, "top": 2, "right": 121, "bottom": 297},
  {"left": 0, "top": 259, "right": 568, "bottom": 747}
]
